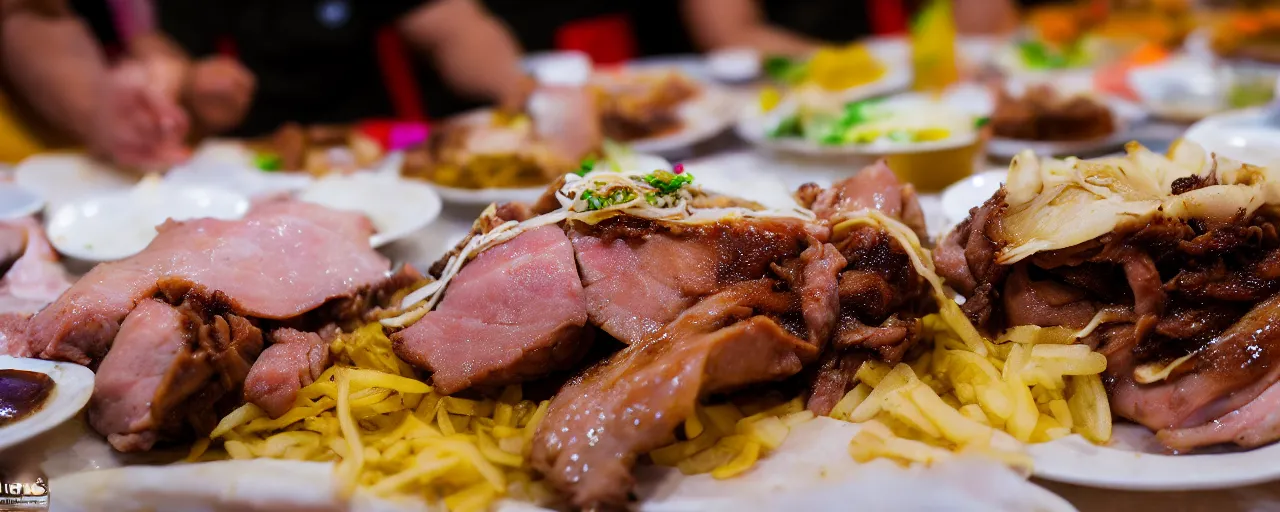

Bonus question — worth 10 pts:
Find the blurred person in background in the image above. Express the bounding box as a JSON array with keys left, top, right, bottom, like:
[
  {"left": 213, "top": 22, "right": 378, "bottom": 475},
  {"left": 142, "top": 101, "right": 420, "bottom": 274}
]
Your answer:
[
  {"left": 0, "top": 0, "right": 169, "bottom": 164},
  {"left": 679, "top": 0, "right": 1024, "bottom": 55},
  {"left": 2, "top": 0, "right": 531, "bottom": 168},
  {"left": 134, "top": 0, "right": 531, "bottom": 141}
]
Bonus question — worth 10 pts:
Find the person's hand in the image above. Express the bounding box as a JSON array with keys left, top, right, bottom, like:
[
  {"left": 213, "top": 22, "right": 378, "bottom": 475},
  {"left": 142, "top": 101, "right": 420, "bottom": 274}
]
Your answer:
[
  {"left": 184, "top": 56, "right": 255, "bottom": 134},
  {"left": 497, "top": 75, "right": 537, "bottom": 114},
  {"left": 88, "top": 61, "right": 190, "bottom": 170}
]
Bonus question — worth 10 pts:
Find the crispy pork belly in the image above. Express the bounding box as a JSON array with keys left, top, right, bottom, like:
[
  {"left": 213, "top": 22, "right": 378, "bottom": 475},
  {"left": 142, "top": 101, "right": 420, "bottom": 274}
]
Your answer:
[
  {"left": 570, "top": 215, "right": 816, "bottom": 345},
  {"left": 393, "top": 225, "right": 591, "bottom": 395},
  {"left": 934, "top": 144, "right": 1280, "bottom": 451},
  {"left": 29, "top": 201, "right": 389, "bottom": 365},
  {"left": 244, "top": 327, "right": 335, "bottom": 419},
  {"left": 531, "top": 281, "right": 820, "bottom": 509},
  {"left": 88, "top": 283, "right": 264, "bottom": 452}
]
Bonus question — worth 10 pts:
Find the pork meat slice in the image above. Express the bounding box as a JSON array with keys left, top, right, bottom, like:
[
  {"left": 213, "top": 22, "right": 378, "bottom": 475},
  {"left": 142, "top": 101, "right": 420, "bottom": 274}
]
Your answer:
[
  {"left": 0, "top": 218, "right": 73, "bottom": 315},
  {"left": 1157, "top": 378, "right": 1280, "bottom": 452},
  {"left": 393, "top": 225, "right": 590, "bottom": 395},
  {"left": 570, "top": 216, "right": 813, "bottom": 344},
  {"left": 806, "top": 167, "right": 934, "bottom": 411},
  {"left": 88, "top": 286, "right": 263, "bottom": 452},
  {"left": 802, "top": 160, "right": 927, "bottom": 238},
  {"left": 244, "top": 328, "right": 334, "bottom": 418},
  {"left": 30, "top": 201, "right": 388, "bottom": 365},
  {"left": 0, "top": 218, "right": 74, "bottom": 357},
  {"left": 1107, "top": 292, "right": 1280, "bottom": 437},
  {"left": 531, "top": 282, "right": 819, "bottom": 509}
]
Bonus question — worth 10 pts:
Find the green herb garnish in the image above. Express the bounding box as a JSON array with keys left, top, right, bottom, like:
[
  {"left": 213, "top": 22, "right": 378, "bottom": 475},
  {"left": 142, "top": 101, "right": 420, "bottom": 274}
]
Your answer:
[
  {"left": 769, "top": 114, "right": 803, "bottom": 139},
  {"left": 641, "top": 170, "right": 695, "bottom": 195},
  {"left": 763, "top": 56, "right": 809, "bottom": 84},
  {"left": 254, "top": 152, "right": 282, "bottom": 172},
  {"left": 575, "top": 157, "right": 596, "bottom": 177},
  {"left": 580, "top": 188, "right": 637, "bottom": 211},
  {"left": 974, "top": 116, "right": 990, "bottom": 129}
]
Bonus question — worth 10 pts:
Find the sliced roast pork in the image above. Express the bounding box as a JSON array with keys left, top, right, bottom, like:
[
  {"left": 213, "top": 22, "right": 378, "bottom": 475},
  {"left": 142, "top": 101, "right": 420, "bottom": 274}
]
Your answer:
[
  {"left": 531, "top": 281, "right": 821, "bottom": 509},
  {"left": 803, "top": 165, "right": 934, "bottom": 414},
  {"left": 393, "top": 225, "right": 590, "bottom": 395},
  {"left": 934, "top": 145, "right": 1280, "bottom": 451},
  {"left": 799, "top": 160, "right": 927, "bottom": 238},
  {"left": 0, "top": 217, "right": 74, "bottom": 357},
  {"left": 244, "top": 327, "right": 335, "bottom": 418},
  {"left": 29, "top": 201, "right": 390, "bottom": 365},
  {"left": 88, "top": 283, "right": 264, "bottom": 452},
  {"left": 570, "top": 215, "right": 816, "bottom": 344}
]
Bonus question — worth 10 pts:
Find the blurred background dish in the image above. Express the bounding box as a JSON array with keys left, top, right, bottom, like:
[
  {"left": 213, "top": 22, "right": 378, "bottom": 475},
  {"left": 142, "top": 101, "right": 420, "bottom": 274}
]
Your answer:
[
  {"left": 1128, "top": 58, "right": 1277, "bottom": 122},
  {"left": 987, "top": 84, "right": 1134, "bottom": 159},
  {"left": 1183, "top": 107, "right": 1280, "bottom": 166},
  {"left": 297, "top": 173, "right": 441, "bottom": 248},
  {"left": 45, "top": 181, "right": 249, "bottom": 262},
  {"left": 0, "top": 182, "right": 44, "bottom": 220},
  {"left": 13, "top": 154, "right": 134, "bottom": 209}
]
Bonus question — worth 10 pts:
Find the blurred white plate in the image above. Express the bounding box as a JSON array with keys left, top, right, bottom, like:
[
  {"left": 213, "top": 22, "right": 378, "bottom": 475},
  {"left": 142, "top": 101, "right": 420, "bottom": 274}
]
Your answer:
[
  {"left": 46, "top": 182, "right": 249, "bottom": 262},
  {"left": 940, "top": 169, "right": 1007, "bottom": 228},
  {"left": 736, "top": 88, "right": 984, "bottom": 157},
  {"left": 1184, "top": 107, "right": 1280, "bottom": 166},
  {"left": 987, "top": 113, "right": 1133, "bottom": 161},
  {"left": 628, "top": 86, "right": 739, "bottom": 154},
  {"left": 428, "top": 184, "right": 546, "bottom": 207},
  {"left": 1031, "top": 424, "right": 1280, "bottom": 491},
  {"left": 0, "top": 182, "right": 45, "bottom": 219},
  {"left": 0, "top": 356, "right": 95, "bottom": 452},
  {"left": 298, "top": 173, "right": 442, "bottom": 248},
  {"left": 1128, "top": 58, "right": 1228, "bottom": 123},
  {"left": 14, "top": 154, "right": 135, "bottom": 208},
  {"left": 176, "top": 141, "right": 315, "bottom": 198}
]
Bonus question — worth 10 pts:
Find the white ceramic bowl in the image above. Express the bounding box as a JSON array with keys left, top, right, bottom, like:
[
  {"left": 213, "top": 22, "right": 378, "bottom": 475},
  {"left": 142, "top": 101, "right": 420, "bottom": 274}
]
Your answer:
[
  {"left": 298, "top": 173, "right": 442, "bottom": 247},
  {"left": 46, "top": 182, "right": 249, "bottom": 262},
  {"left": 0, "top": 356, "right": 95, "bottom": 452}
]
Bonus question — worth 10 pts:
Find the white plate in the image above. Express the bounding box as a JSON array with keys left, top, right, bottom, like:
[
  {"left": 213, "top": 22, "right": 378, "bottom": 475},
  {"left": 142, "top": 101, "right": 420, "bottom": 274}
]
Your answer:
[
  {"left": 1128, "top": 58, "right": 1228, "bottom": 123},
  {"left": 1031, "top": 423, "right": 1280, "bottom": 491},
  {"left": 298, "top": 173, "right": 442, "bottom": 248},
  {"left": 428, "top": 184, "right": 546, "bottom": 207},
  {"left": 46, "top": 182, "right": 250, "bottom": 262},
  {"left": 0, "top": 356, "right": 95, "bottom": 452},
  {"left": 1184, "top": 107, "right": 1280, "bottom": 166},
  {"left": 940, "top": 169, "right": 1007, "bottom": 228},
  {"left": 175, "top": 141, "right": 315, "bottom": 198},
  {"left": 736, "top": 88, "right": 983, "bottom": 157},
  {"left": 627, "top": 86, "right": 738, "bottom": 154},
  {"left": 0, "top": 182, "right": 45, "bottom": 219},
  {"left": 13, "top": 154, "right": 135, "bottom": 208},
  {"left": 987, "top": 115, "right": 1132, "bottom": 161}
]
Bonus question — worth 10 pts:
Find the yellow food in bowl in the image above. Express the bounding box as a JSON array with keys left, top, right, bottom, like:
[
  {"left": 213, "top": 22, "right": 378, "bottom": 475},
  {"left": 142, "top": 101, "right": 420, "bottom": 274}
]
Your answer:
[
  {"left": 808, "top": 44, "right": 887, "bottom": 91},
  {"left": 884, "top": 137, "right": 983, "bottom": 192}
]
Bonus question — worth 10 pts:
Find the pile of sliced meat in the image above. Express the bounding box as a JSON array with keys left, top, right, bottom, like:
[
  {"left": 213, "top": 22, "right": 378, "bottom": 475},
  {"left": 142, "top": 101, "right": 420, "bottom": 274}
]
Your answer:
[
  {"left": 390, "top": 162, "right": 932, "bottom": 509},
  {"left": 19, "top": 162, "right": 934, "bottom": 508},
  {"left": 936, "top": 179, "right": 1280, "bottom": 452},
  {"left": 11, "top": 201, "right": 411, "bottom": 452}
]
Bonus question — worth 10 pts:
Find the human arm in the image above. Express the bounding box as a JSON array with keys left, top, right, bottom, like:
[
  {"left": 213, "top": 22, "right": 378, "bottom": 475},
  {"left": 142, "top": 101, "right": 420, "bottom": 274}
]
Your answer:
[
  {"left": 1, "top": 0, "right": 107, "bottom": 143},
  {"left": 680, "top": 0, "right": 820, "bottom": 56},
  {"left": 396, "top": 0, "right": 533, "bottom": 111},
  {"left": 130, "top": 2, "right": 255, "bottom": 135},
  {"left": 1, "top": 0, "right": 187, "bottom": 167}
]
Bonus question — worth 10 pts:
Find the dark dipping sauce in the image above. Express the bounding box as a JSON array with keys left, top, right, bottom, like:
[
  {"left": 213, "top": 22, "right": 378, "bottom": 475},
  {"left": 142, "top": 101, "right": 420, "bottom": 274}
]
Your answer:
[{"left": 0, "top": 369, "right": 54, "bottom": 427}]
